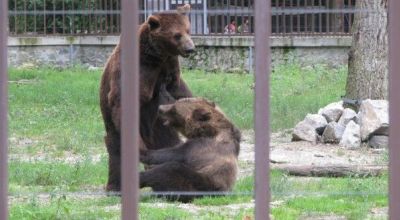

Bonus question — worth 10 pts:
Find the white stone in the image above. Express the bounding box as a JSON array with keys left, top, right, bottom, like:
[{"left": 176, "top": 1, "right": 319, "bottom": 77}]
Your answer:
[
  {"left": 319, "top": 101, "right": 344, "bottom": 122},
  {"left": 304, "top": 114, "right": 328, "bottom": 134},
  {"left": 339, "top": 121, "right": 361, "bottom": 149},
  {"left": 322, "top": 122, "right": 345, "bottom": 143},
  {"left": 359, "top": 99, "right": 389, "bottom": 141},
  {"left": 292, "top": 120, "right": 317, "bottom": 143},
  {"left": 338, "top": 108, "right": 357, "bottom": 126}
]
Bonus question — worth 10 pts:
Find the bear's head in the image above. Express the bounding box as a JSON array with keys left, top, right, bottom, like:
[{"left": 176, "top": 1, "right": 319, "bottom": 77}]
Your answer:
[
  {"left": 158, "top": 97, "right": 240, "bottom": 141},
  {"left": 146, "top": 4, "right": 195, "bottom": 57}
]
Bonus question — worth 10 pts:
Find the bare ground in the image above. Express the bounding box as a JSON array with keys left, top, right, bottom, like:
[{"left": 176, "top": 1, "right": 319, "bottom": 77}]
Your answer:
[{"left": 239, "top": 130, "right": 387, "bottom": 178}]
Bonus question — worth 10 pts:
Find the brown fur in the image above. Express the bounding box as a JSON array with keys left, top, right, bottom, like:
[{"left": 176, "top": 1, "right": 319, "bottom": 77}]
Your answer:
[
  {"left": 140, "top": 98, "right": 241, "bottom": 202},
  {"left": 100, "top": 4, "right": 195, "bottom": 192}
]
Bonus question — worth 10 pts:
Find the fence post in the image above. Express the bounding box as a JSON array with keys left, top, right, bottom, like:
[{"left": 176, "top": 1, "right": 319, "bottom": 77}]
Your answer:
[
  {"left": 203, "top": 0, "right": 208, "bottom": 34},
  {"left": 165, "top": 0, "right": 170, "bottom": 10},
  {"left": 0, "top": 0, "right": 9, "bottom": 219},
  {"left": 121, "top": 0, "right": 140, "bottom": 219},
  {"left": 389, "top": 0, "right": 400, "bottom": 218},
  {"left": 254, "top": 0, "right": 271, "bottom": 219}
]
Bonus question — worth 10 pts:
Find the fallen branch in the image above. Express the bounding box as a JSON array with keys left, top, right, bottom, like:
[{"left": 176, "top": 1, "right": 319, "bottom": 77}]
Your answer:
[{"left": 272, "top": 164, "right": 387, "bottom": 177}]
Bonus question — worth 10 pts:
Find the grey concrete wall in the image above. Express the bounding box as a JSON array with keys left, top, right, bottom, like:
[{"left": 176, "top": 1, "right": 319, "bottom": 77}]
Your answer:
[{"left": 8, "top": 36, "right": 352, "bottom": 71}]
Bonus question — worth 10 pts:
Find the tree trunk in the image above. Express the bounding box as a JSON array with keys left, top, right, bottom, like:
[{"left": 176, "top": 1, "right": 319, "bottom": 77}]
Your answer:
[{"left": 345, "top": 0, "right": 388, "bottom": 100}]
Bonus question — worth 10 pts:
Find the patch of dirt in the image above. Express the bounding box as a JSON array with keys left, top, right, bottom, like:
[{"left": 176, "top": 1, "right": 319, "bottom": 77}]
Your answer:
[
  {"left": 239, "top": 130, "right": 387, "bottom": 178},
  {"left": 368, "top": 207, "right": 388, "bottom": 219},
  {"left": 8, "top": 79, "right": 40, "bottom": 85},
  {"left": 9, "top": 137, "right": 38, "bottom": 148},
  {"left": 298, "top": 215, "right": 347, "bottom": 220},
  {"left": 8, "top": 152, "right": 102, "bottom": 164}
]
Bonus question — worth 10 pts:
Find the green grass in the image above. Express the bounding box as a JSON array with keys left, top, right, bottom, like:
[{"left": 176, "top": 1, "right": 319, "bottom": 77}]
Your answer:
[
  {"left": 10, "top": 197, "right": 120, "bottom": 220},
  {"left": 9, "top": 169, "right": 388, "bottom": 219},
  {"left": 184, "top": 64, "right": 346, "bottom": 130},
  {"left": 9, "top": 159, "right": 108, "bottom": 193},
  {"left": 7, "top": 65, "right": 387, "bottom": 219},
  {"left": 9, "top": 68, "right": 104, "bottom": 156}
]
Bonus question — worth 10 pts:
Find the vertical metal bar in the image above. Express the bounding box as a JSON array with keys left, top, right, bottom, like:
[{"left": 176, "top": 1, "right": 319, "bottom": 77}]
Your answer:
[
  {"left": 121, "top": 0, "right": 139, "bottom": 219},
  {"left": 110, "top": 0, "right": 114, "bottom": 33},
  {"left": 14, "top": 0, "right": 17, "bottom": 34},
  {"left": 0, "top": 0, "right": 8, "bottom": 218},
  {"left": 347, "top": 0, "right": 351, "bottom": 35},
  {"left": 389, "top": 0, "right": 400, "bottom": 218},
  {"left": 44, "top": 0, "right": 47, "bottom": 34},
  {"left": 116, "top": 0, "right": 120, "bottom": 33},
  {"left": 227, "top": 0, "right": 231, "bottom": 35},
  {"left": 34, "top": 0, "right": 37, "bottom": 34},
  {"left": 319, "top": 0, "right": 322, "bottom": 32},
  {"left": 24, "top": 0, "right": 27, "bottom": 33},
  {"left": 63, "top": 0, "right": 65, "bottom": 35},
  {"left": 304, "top": 0, "right": 307, "bottom": 33},
  {"left": 220, "top": 0, "right": 224, "bottom": 34},
  {"left": 296, "top": 0, "right": 300, "bottom": 32},
  {"left": 87, "top": 0, "right": 91, "bottom": 34},
  {"left": 53, "top": 0, "right": 56, "bottom": 34},
  {"left": 274, "top": 0, "right": 278, "bottom": 34},
  {"left": 144, "top": 0, "right": 147, "bottom": 21},
  {"left": 71, "top": 0, "right": 75, "bottom": 34},
  {"left": 254, "top": 0, "right": 270, "bottom": 219},
  {"left": 341, "top": 0, "right": 344, "bottom": 34},
  {"left": 96, "top": 0, "right": 103, "bottom": 33},
  {"left": 234, "top": 0, "right": 238, "bottom": 35},
  {"left": 282, "top": 0, "right": 286, "bottom": 34},
  {"left": 326, "top": 0, "right": 330, "bottom": 33},
  {"left": 203, "top": 0, "right": 208, "bottom": 34},
  {"left": 290, "top": 0, "right": 293, "bottom": 33},
  {"left": 104, "top": 0, "right": 108, "bottom": 33},
  {"left": 241, "top": 0, "right": 244, "bottom": 34},
  {"left": 95, "top": 0, "right": 98, "bottom": 33},
  {"left": 311, "top": 0, "right": 314, "bottom": 33},
  {"left": 209, "top": 0, "right": 213, "bottom": 34},
  {"left": 81, "top": 0, "right": 85, "bottom": 34},
  {"left": 248, "top": 0, "right": 252, "bottom": 33},
  {"left": 349, "top": 0, "right": 353, "bottom": 32}
]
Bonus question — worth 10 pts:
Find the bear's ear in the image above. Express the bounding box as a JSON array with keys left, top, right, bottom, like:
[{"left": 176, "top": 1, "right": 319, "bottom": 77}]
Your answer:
[
  {"left": 192, "top": 108, "right": 211, "bottom": 122},
  {"left": 197, "top": 97, "right": 215, "bottom": 108},
  {"left": 177, "top": 4, "right": 191, "bottom": 15},
  {"left": 206, "top": 100, "right": 216, "bottom": 108},
  {"left": 147, "top": 15, "right": 160, "bottom": 31}
]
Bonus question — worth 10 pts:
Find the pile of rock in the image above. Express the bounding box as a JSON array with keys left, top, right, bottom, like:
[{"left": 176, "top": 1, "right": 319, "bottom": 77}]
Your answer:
[{"left": 292, "top": 99, "right": 388, "bottom": 149}]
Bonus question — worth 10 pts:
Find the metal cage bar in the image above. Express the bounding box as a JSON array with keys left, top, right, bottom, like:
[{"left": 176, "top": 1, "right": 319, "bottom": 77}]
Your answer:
[
  {"left": 0, "top": 0, "right": 8, "bottom": 219},
  {"left": 121, "top": 0, "right": 140, "bottom": 219},
  {"left": 389, "top": 0, "right": 400, "bottom": 218},
  {"left": 254, "top": 0, "right": 271, "bottom": 219}
]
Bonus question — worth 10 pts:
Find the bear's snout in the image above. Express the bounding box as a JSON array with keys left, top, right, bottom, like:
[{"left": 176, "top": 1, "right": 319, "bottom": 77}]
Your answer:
[
  {"left": 184, "top": 47, "right": 195, "bottom": 54},
  {"left": 180, "top": 36, "right": 195, "bottom": 57},
  {"left": 158, "top": 104, "right": 174, "bottom": 114}
]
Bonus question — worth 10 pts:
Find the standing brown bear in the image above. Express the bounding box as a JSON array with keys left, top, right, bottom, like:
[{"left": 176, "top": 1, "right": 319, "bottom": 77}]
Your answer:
[
  {"left": 100, "top": 4, "right": 195, "bottom": 192},
  {"left": 140, "top": 98, "right": 241, "bottom": 202}
]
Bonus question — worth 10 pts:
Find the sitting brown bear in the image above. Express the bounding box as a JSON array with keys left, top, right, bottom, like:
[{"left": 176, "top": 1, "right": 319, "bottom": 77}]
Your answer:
[
  {"left": 99, "top": 4, "right": 195, "bottom": 192},
  {"left": 140, "top": 98, "right": 241, "bottom": 202}
]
